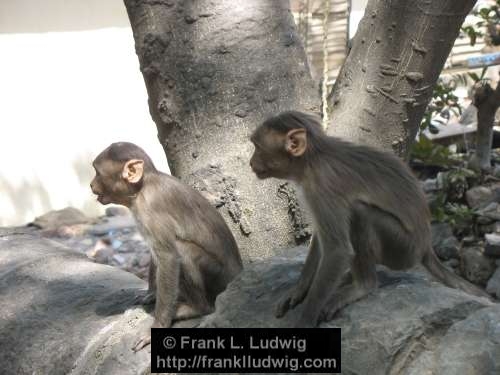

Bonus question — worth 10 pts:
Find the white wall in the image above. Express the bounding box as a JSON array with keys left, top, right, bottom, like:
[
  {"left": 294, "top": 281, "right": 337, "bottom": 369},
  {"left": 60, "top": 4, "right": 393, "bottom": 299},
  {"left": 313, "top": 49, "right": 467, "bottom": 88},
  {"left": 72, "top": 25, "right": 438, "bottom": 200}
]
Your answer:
[
  {"left": 350, "top": 0, "right": 368, "bottom": 37},
  {"left": 0, "top": 0, "right": 168, "bottom": 226}
]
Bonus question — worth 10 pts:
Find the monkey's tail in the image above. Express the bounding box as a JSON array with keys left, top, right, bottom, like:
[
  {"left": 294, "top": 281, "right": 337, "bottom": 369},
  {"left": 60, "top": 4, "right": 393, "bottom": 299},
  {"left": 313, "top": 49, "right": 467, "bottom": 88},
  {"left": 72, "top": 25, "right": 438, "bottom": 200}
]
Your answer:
[{"left": 422, "top": 250, "right": 493, "bottom": 300}]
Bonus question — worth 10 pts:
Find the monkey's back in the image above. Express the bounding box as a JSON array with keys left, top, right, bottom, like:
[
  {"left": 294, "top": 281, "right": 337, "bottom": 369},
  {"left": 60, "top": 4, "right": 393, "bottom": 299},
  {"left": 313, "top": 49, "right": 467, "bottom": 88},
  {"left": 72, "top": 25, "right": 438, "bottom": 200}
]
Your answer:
[
  {"left": 141, "top": 173, "right": 242, "bottom": 275},
  {"left": 307, "top": 137, "right": 431, "bottom": 242}
]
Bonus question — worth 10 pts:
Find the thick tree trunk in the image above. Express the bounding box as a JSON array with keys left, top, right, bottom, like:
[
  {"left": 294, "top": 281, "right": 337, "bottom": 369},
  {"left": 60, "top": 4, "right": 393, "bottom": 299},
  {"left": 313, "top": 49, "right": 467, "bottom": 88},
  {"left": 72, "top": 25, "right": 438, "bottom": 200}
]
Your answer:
[
  {"left": 123, "top": 0, "right": 319, "bottom": 259},
  {"left": 328, "top": 0, "right": 476, "bottom": 156},
  {"left": 469, "top": 81, "right": 500, "bottom": 171}
]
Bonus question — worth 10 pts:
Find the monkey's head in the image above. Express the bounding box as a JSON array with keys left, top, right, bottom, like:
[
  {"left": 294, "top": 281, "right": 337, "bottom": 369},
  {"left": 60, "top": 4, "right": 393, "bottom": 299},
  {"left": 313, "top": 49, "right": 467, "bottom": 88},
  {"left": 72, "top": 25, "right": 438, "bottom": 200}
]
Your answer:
[
  {"left": 90, "top": 142, "right": 156, "bottom": 207},
  {"left": 250, "top": 111, "right": 322, "bottom": 181}
]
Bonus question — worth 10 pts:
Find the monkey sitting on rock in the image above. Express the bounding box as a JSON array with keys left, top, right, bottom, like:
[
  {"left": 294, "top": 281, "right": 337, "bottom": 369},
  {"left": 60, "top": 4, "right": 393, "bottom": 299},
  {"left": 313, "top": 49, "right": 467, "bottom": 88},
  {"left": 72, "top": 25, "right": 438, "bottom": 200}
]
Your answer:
[
  {"left": 250, "top": 110, "right": 491, "bottom": 328},
  {"left": 91, "top": 142, "right": 243, "bottom": 351}
]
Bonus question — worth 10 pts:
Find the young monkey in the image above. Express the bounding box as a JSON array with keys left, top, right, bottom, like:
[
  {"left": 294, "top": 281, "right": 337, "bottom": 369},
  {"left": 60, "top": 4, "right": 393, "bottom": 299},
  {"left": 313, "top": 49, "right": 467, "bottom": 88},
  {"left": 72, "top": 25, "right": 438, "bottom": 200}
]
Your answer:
[
  {"left": 90, "top": 142, "right": 243, "bottom": 350},
  {"left": 250, "top": 111, "right": 491, "bottom": 328}
]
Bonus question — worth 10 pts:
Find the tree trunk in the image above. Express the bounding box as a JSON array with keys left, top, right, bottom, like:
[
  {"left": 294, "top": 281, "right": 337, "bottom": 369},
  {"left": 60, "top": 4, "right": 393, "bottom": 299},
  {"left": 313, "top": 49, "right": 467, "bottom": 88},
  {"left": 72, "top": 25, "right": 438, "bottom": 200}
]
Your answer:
[
  {"left": 469, "top": 81, "right": 500, "bottom": 171},
  {"left": 123, "top": 0, "right": 319, "bottom": 259},
  {"left": 327, "top": 0, "right": 476, "bottom": 156}
]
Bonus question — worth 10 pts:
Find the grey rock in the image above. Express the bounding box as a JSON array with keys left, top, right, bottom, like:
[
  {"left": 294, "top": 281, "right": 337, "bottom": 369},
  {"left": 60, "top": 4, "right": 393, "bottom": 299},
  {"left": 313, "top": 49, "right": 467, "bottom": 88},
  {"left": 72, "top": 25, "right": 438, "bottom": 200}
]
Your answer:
[
  {"left": 462, "top": 235, "right": 477, "bottom": 246},
  {"left": 200, "top": 247, "right": 495, "bottom": 375},
  {"left": 30, "top": 207, "right": 90, "bottom": 230},
  {"left": 112, "top": 254, "right": 126, "bottom": 265},
  {"left": 431, "top": 222, "right": 460, "bottom": 260},
  {"left": 436, "top": 171, "right": 447, "bottom": 189},
  {"left": 477, "top": 202, "right": 500, "bottom": 223},
  {"left": 485, "top": 233, "right": 500, "bottom": 258},
  {"left": 0, "top": 233, "right": 151, "bottom": 375},
  {"left": 87, "top": 216, "right": 137, "bottom": 236},
  {"left": 111, "top": 239, "right": 123, "bottom": 249},
  {"left": 436, "top": 237, "right": 460, "bottom": 260},
  {"left": 91, "top": 244, "right": 114, "bottom": 264},
  {"left": 0, "top": 236, "right": 497, "bottom": 374},
  {"left": 443, "top": 258, "right": 459, "bottom": 269},
  {"left": 466, "top": 186, "right": 495, "bottom": 209},
  {"left": 0, "top": 232, "right": 202, "bottom": 375},
  {"left": 404, "top": 305, "right": 500, "bottom": 374},
  {"left": 492, "top": 221, "right": 500, "bottom": 233},
  {"left": 105, "top": 206, "right": 131, "bottom": 217},
  {"left": 422, "top": 178, "right": 438, "bottom": 193},
  {"left": 477, "top": 216, "right": 495, "bottom": 226},
  {"left": 486, "top": 268, "right": 500, "bottom": 298},
  {"left": 460, "top": 246, "right": 497, "bottom": 286}
]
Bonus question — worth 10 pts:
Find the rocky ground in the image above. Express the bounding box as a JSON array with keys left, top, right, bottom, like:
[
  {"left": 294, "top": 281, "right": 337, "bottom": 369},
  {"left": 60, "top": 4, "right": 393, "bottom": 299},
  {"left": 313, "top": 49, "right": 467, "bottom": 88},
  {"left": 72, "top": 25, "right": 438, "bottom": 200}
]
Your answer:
[
  {"left": 416, "top": 151, "right": 500, "bottom": 300},
  {"left": 24, "top": 206, "right": 152, "bottom": 281}
]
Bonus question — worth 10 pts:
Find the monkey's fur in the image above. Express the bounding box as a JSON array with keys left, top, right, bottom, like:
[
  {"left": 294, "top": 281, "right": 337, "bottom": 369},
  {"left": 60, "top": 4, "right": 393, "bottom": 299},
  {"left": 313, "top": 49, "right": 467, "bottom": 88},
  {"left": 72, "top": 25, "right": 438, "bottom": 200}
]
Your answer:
[
  {"left": 91, "top": 142, "right": 242, "bottom": 350},
  {"left": 250, "top": 111, "right": 490, "bottom": 328}
]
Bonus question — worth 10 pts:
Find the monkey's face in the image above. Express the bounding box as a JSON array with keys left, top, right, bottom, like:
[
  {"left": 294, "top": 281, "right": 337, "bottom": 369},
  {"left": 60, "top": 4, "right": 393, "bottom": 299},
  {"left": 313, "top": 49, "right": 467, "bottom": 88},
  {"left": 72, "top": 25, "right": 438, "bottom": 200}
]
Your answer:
[
  {"left": 90, "top": 159, "right": 126, "bottom": 205},
  {"left": 249, "top": 128, "right": 296, "bottom": 180},
  {"left": 90, "top": 156, "right": 143, "bottom": 206}
]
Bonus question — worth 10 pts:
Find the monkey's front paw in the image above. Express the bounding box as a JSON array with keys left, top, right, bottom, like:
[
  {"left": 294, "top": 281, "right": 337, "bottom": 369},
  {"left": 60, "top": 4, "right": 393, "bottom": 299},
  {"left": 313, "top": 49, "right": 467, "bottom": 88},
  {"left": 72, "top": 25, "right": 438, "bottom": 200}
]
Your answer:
[
  {"left": 275, "top": 285, "right": 308, "bottom": 318},
  {"left": 133, "top": 290, "right": 156, "bottom": 306},
  {"left": 132, "top": 334, "right": 151, "bottom": 352},
  {"left": 319, "top": 301, "right": 341, "bottom": 323}
]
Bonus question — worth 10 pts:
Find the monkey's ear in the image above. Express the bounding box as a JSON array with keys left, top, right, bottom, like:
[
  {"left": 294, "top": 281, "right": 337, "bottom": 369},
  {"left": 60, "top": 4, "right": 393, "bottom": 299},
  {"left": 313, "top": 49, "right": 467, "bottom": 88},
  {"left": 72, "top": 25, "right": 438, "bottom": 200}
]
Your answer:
[
  {"left": 285, "top": 128, "right": 307, "bottom": 157},
  {"left": 122, "top": 159, "right": 144, "bottom": 184}
]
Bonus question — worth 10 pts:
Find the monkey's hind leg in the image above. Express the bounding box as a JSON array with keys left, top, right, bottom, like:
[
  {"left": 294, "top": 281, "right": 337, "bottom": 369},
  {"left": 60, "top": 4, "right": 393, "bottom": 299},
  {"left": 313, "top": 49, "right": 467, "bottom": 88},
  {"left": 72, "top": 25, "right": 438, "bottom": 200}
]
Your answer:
[
  {"left": 133, "top": 260, "right": 157, "bottom": 306},
  {"left": 275, "top": 233, "right": 320, "bottom": 318},
  {"left": 320, "top": 253, "right": 377, "bottom": 322},
  {"left": 320, "top": 204, "right": 378, "bottom": 322}
]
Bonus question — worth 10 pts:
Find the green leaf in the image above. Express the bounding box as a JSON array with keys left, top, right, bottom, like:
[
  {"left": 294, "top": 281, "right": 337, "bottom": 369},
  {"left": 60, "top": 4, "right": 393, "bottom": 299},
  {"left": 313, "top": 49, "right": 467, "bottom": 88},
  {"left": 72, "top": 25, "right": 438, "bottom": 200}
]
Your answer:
[
  {"left": 468, "top": 72, "right": 480, "bottom": 82},
  {"left": 480, "top": 66, "right": 488, "bottom": 80}
]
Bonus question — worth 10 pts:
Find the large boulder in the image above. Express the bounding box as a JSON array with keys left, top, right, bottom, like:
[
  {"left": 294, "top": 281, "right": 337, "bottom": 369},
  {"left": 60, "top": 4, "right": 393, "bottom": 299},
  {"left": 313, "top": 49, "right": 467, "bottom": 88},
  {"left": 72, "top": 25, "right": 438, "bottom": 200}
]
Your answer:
[
  {"left": 201, "top": 247, "right": 498, "bottom": 375},
  {"left": 0, "top": 229, "right": 153, "bottom": 375},
  {"left": 0, "top": 232, "right": 498, "bottom": 375}
]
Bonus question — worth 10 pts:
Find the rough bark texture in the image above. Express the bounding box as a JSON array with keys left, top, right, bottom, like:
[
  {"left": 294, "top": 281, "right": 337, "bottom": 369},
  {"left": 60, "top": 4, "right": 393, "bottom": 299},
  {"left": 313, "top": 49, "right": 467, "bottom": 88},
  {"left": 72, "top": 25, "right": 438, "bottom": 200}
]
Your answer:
[
  {"left": 123, "top": 0, "right": 319, "bottom": 259},
  {"left": 328, "top": 0, "right": 477, "bottom": 157},
  {"left": 469, "top": 81, "right": 500, "bottom": 171}
]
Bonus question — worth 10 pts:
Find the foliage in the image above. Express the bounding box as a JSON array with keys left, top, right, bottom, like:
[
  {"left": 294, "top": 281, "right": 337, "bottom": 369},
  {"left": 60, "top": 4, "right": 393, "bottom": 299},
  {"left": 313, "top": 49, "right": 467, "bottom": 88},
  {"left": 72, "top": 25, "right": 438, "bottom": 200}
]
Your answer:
[
  {"left": 440, "top": 168, "right": 479, "bottom": 201},
  {"left": 411, "top": 136, "right": 456, "bottom": 167},
  {"left": 462, "top": 0, "right": 500, "bottom": 46},
  {"left": 467, "top": 66, "right": 490, "bottom": 83},
  {"left": 411, "top": 79, "right": 463, "bottom": 167},
  {"left": 431, "top": 195, "right": 475, "bottom": 235},
  {"left": 443, "top": 203, "right": 476, "bottom": 236},
  {"left": 430, "top": 168, "right": 478, "bottom": 235},
  {"left": 419, "top": 79, "right": 461, "bottom": 132}
]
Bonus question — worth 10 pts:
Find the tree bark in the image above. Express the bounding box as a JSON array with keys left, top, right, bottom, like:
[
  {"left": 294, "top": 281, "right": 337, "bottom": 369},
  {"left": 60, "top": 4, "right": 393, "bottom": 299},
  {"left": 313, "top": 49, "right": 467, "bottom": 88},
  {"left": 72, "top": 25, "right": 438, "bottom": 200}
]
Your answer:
[
  {"left": 328, "top": 0, "right": 477, "bottom": 157},
  {"left": 123, "top": 0, "right": 319, "bottom": 259},
  {"left": 469, "top": 81, "right": 500, "bottom": 171}
]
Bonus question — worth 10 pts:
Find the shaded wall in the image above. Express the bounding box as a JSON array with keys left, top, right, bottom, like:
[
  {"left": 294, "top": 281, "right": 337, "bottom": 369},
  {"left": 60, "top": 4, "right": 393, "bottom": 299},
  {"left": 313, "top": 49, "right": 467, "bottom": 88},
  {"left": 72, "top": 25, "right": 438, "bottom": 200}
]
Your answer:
[{"left": 0, "top": 0, "right": 168, "bottom": 226}]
